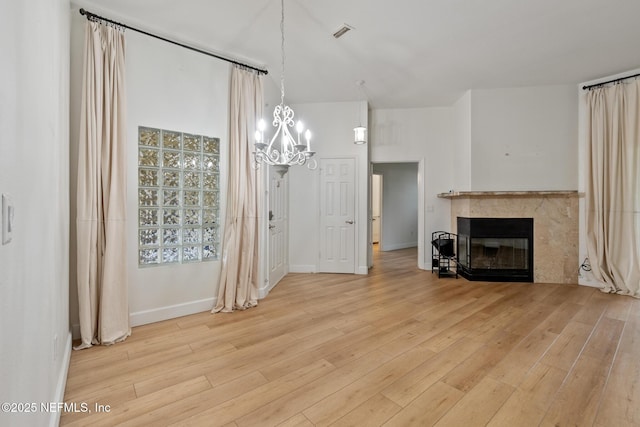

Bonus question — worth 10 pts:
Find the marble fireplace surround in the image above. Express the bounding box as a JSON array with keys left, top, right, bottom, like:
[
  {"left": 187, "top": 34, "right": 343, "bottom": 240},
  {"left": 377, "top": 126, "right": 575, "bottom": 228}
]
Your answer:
[{"left": 437, "top": 191, "right": 580, "bottom": 284}]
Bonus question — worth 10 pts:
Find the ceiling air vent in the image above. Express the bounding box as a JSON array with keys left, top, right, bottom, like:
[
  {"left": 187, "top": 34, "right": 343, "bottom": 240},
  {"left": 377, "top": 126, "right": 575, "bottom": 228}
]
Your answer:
[{"left": 333, "top": 24, "right": 354, "bottom": 39}]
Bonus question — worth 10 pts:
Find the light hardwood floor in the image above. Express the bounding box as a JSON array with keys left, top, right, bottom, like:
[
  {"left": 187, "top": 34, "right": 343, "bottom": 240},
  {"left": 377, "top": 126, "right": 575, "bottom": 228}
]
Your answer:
[{"left": 62, "top": 247, "right": 640, "bottom": 426}]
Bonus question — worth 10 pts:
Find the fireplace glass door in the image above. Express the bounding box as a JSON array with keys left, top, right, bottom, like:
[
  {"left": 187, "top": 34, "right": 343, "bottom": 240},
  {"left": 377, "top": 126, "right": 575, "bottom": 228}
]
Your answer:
[
  {"left": 457, "top": 217, "right": 533, "bottom": 282},
  {"left": 470, "top": 238, "right": 528, "bottom": 270}
]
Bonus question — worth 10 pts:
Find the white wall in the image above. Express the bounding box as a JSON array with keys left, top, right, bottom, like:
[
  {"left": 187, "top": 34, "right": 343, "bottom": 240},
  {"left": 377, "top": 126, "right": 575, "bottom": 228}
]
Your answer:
[
  {"left": 126, "top": 30, "right": 231, "bottom": 324},
  {"left": 370, "top": 107, "right": 455, "bottom": 267},
  {"left": 0, "top": 1, "right": 71, "bottom": 426},
  {"left": 288, "top": 101, "right": 369, "bottom": 274},
  {"left": 372, "top": 163, "right": 419, "bottom": 251},
  {"left": 70, "top": 8, "right": 230, "bottom": 328},
  {"left": 469, "top": 85, "right": 578, "bottom": 191}
]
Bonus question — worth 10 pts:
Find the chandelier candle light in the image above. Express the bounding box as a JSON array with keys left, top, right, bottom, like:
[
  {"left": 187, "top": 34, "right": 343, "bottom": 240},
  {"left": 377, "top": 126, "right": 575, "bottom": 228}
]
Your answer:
[{"left": 254, "top": 0, "right": 316, "bottom": 177}]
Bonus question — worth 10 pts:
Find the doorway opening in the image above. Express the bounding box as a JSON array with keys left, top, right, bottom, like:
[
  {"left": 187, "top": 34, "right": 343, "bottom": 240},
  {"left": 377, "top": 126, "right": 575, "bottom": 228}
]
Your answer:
[
  {"left": 372, "top": 174, "right": 382, "bottom": 245},
  {"left": 370, "top": 162, "right": 421, "bottom": 269}
]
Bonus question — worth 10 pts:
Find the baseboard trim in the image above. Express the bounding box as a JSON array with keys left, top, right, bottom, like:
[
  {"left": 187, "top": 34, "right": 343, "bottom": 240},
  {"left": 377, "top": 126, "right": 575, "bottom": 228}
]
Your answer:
[
  {"left": 578, "top": 278, "right": 602, "bottom": 288},
  {"left": 75, "top": 292, "right": 275, "bottom": 333},
  {"left": 381, "top": 242, "right": 418, "bottom": 251},
  {"left": 259, "top": 279, "right": 278, "bottom": 299},
  {"left": 289, "top": 264, "right": 317, "bottom": 273},
  {"left": 50, "top": 331, "right": 72, "bottom": 427},
  {"left": 292, "top": 265, "right": 369, "bottom": 275},
  {"left": 129, "top": 297, "right": 216, "bottom": 327}
]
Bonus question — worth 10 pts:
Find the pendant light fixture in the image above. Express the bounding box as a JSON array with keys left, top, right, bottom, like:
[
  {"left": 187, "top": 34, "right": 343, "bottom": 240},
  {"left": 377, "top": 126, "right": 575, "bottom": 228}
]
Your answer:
[
  {"left": 254, "top": 0, "right": 316, "bottom": 176},
  {"left": 353, "top": 80, "right": 367, "bottom": 144},
  {"left": 353, "top": 124, "right": 367, "bottom": 145}
]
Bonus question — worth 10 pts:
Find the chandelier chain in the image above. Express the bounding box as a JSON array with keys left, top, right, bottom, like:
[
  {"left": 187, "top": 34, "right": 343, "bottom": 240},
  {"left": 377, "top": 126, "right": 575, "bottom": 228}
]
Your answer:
[{"left": 280, "top": 0, "right": 286, "bottom": 107}]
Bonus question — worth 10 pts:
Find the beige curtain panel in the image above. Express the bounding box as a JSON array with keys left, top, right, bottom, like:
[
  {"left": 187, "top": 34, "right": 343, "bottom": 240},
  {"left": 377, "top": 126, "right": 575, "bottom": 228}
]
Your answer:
[
  {"left": 213, "top": 66, "right": 264, "bottom": 312},
  {"left": 75, "top": 21, "right": 130, "bottom": 348},
  {"left": 585, "top": 79, "right": 640, "bottom": 297}
]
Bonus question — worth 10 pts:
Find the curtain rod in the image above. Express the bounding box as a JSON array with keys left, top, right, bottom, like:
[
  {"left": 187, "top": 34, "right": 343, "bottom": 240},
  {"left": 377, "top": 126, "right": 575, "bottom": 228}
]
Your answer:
[
  {"left": 582, "top": 72, "right": 640, "bottom": 90},
  {"left": 79, "top": 8, "right": 268, "bottom": 76}
]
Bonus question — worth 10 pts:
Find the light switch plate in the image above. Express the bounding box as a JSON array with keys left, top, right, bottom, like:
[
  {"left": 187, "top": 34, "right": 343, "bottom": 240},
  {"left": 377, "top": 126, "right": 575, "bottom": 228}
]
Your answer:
[{"left": 2, "top": 193, "right": 14, "bottom": 245}]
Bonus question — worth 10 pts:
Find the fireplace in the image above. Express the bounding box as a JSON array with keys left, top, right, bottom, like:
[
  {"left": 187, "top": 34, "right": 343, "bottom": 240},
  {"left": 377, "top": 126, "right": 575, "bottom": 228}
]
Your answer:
[{"left": 457, "top": 217, "right": 533, "bottom": 282}]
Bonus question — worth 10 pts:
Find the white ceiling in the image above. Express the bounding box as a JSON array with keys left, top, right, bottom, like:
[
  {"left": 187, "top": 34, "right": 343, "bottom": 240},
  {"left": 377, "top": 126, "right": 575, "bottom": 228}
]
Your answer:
[{"left": 75, "top": 0, "right": 640, "bottom": 108}]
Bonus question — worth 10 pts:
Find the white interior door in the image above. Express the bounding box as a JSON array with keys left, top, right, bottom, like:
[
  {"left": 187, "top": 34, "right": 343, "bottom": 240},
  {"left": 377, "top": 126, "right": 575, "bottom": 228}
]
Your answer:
[
  {"left": 319, "top": 158, "right": 356, "bottom": 273},
  {"left": 268, "top": 168, "right": 287, "bottom": 287}
]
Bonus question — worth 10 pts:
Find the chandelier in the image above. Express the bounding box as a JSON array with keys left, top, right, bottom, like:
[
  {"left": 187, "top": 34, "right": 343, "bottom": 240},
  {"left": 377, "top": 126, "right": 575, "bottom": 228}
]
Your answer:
[{"left": 254, "top": 0, "right": 316, "bottom": 177}]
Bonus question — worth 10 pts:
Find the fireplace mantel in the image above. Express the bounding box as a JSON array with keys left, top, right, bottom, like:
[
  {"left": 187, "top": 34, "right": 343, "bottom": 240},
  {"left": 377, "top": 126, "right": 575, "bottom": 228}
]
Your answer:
[{"left": 438, "top": 190, "right": 580, "bottom": 199}]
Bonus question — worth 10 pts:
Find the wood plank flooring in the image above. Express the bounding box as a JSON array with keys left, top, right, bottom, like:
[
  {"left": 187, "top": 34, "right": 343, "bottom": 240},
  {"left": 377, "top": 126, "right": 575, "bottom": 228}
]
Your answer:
[{"left": 61, "top": 247, "right": 640, "bottom": 426}]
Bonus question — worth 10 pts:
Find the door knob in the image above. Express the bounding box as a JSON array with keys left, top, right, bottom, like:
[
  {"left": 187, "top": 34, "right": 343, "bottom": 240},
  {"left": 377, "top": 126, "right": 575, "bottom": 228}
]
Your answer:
[
  {"left": 345, "top": 220, "right": 354, "bottom": 224},
  {"left": 268, "top": 224, "right": 276, "bottom": 230}
]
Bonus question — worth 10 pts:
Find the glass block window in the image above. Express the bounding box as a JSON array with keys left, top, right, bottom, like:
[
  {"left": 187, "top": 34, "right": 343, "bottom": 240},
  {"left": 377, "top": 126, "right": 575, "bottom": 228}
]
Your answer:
[{"left": 138, "top": 126, "right": 220, "bottom": 266}]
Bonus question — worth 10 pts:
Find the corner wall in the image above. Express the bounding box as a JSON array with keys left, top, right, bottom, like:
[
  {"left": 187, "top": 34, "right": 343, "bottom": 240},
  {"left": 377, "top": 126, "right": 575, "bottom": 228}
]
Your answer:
[
  {"left": 443, "top": 85, "right": 580, "bottom": 280},
  {"left": 0, "top": 1, "right": 71, "bottom": 426},
  {"left": 452, "top": 91, "right": 472, "bottom": 191},
  {"left": 370, "top": 107, "right": 455, "bottom": 268}
]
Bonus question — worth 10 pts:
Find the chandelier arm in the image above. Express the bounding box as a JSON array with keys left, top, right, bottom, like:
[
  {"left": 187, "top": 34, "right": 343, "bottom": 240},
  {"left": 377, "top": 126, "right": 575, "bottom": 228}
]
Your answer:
[
  {"left": 281, "top": 126, "right": 296, "bottom": 155},
  {"left": 266, "top": 122, "right": 284, "bottom": 154},
  {"left": 268, "top": 148, "right": 281, "bottom": 164},
  {"left": 251, "top": 155, "right": 262, "bottom": 170},
  {"left": 306, "top": 158, "right": 318, "bottom": 170}
]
